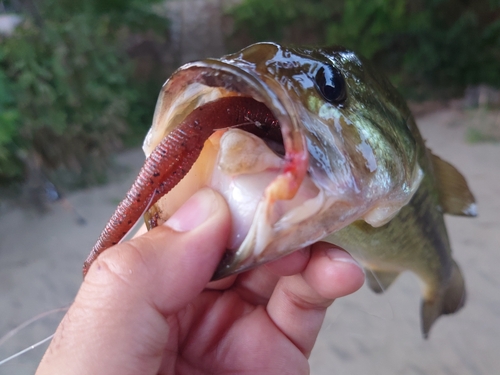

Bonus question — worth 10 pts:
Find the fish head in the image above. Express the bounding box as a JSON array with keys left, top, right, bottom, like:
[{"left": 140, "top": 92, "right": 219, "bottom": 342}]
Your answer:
[{"left": 143, "top": 42, "right": 423, "bottom": 279}]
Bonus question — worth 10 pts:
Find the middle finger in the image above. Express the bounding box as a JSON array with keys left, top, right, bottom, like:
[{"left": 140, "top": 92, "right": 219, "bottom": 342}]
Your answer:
[{"left": 232, "top": 247, "right": 311, "bottom": 305}]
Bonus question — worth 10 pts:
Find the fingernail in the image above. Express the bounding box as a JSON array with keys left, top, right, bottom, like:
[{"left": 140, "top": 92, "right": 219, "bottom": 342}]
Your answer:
[
  {"left": 165, "top": 188, "right": 218, "bottom": 232},
  {"left": 325, "top": 247, "right": 362, "bottom": 269}
]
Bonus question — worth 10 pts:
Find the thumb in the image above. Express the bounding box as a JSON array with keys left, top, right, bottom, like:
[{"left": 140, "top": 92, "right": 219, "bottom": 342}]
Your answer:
[
  {"left": 36, "top": 188, "right": 231, "bottom": 375},
  {"left": 87, "top": 187, "right": 232, "bottom": 313}
]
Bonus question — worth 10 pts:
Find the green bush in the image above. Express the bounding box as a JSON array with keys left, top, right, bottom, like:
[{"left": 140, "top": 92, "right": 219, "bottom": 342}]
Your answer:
[
  {"left": 0, "top": 16, "right": 133, "bottom": 185},
  {"left": 0, "top": 63, "right": 22, "bottom": 180},
  {"left": 400, "top": 3, "right": 500, "bottom": 95},
  {"left": 228, "top": 0, "right": 342, "bottom": 43},
  {"left": 0, "top": 0, "right": 168, "bottom": 187}
]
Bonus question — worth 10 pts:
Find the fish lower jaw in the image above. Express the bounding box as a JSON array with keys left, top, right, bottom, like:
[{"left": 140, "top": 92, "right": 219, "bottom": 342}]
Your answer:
[
  {"left": 216, "top": 169, "right": 327, "bottom": 269},
  {"left": 211, "top": 130, "right": 323, "bottom": 250}
]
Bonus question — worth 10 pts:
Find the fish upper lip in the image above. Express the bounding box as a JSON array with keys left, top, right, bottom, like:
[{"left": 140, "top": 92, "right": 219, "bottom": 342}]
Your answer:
[
  {"left": 145, "top": 59, "right": 306, "bottom": 160},
  {"left": 181, "top": 59, "right": 290, "bottom": 117}
]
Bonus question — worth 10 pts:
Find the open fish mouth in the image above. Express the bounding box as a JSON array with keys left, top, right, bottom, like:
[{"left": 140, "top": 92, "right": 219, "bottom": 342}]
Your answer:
[
  {"left": 142, "top": 61, "right": 326, "bottom": 279},
  {"left": 84, "top": 53, "right": 422, "bottom": 279}
]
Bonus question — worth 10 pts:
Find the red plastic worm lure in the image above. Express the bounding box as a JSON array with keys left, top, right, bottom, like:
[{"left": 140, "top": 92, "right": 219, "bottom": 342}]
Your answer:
[{"left": 83, "top": 96, "right": 279, "bottom": 276}]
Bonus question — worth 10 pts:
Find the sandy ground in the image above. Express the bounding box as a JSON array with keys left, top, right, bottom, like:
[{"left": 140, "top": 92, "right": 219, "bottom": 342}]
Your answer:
[{"left": 0, "top": 109, "right": 499, "bottom": 374}]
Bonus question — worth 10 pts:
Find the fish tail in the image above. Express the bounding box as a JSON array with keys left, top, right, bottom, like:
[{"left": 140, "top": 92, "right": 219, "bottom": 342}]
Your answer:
[{"left": 421, "top": 260, "right": 466, "bottom": 338}]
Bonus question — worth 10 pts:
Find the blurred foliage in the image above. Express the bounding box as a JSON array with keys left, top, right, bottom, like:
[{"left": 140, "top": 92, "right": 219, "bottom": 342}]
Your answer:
[
  {"left": 227, "top": 0, "right": 343, "bottom": 42},
  {"left": 39, "top": 0, "right": 168, "bottom": 34},
  {"left": 0, "top": 61, "right": 22, "bottom": 179},
  {"left": 228, "top": 0, "right": 500, "bottom": 98},
  {"left": 0, "top": 0, "right": 168, "bottom": 187}
]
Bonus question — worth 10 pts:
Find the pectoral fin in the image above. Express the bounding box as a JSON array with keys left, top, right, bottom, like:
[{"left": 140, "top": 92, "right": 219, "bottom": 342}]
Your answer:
[
  {"left": 365, "top": 270, "right": 400, "bottom": 294},
  {"left": 421, "top": 260, "right": 466, "bottom": 338},
  {"left": 430, "top": 152, "right": 477, "bottom": 217}
]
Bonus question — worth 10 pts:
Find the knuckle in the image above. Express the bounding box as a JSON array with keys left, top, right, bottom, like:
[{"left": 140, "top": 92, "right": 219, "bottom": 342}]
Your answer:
[
  {"left": 281, "top": 282, "right": 332, "bottom": 311},
  {"left": 88, "top": 239, "right": 152, "bottom": 290}
]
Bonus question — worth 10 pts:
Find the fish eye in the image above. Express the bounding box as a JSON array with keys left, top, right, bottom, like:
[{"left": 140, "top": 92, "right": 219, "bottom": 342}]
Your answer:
[{"left": 314, "top": 65, "right": 346, "bottom": 105}]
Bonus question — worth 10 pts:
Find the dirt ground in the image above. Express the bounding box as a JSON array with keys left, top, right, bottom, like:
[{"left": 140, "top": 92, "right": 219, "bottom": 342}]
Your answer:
[{"left": 0, "top": 108, "right": 499, "bottom": 374}]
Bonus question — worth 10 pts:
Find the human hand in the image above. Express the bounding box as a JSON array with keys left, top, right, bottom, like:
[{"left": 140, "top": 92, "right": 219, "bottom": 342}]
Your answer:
[{"left": 36, "top": 188, "right": 365, "bottom": 375}]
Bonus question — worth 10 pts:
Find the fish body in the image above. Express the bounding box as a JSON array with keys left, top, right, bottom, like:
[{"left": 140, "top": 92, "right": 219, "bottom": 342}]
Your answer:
[
  {"left": 87, "top": 42, "right": 476, "bottom": 337},
  {"left": 326, "top": 147, "right": 470, "bottom": 337}
]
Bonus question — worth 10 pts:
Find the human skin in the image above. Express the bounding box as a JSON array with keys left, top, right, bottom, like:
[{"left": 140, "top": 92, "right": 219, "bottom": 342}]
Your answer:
[{"left": 36, "top": 188, "right": 365, "bottom": 375}]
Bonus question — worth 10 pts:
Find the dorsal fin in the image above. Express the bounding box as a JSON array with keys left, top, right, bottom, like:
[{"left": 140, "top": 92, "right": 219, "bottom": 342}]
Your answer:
[{"left": 430, "top": 151, "right": 477, "bottom": 217}]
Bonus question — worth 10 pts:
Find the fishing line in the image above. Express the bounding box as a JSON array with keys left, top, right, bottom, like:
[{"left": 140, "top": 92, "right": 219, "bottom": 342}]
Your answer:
[
  {"left": 368, "top": 269, "right": 388, "bottom": 294},
  {"left": 119, "top": 192, "right": 158, "bottom": 244},
  {"left": 0, "top": 306, "right": 68, "bottom": 347},
  {"left": 365, "top": 268, "right": 396, "bottom": 320},
  {"left": 0, "top": 306, "right": 69, "bottom": 366},
  {"left": 352, "top": 253, "right": 396, "bottom": 321},
  {"left": 214, "top": 120, "right": 259, "bottom": 131},
  {"left": 0, "top": 334, "right": 54, "bottom": 366}
]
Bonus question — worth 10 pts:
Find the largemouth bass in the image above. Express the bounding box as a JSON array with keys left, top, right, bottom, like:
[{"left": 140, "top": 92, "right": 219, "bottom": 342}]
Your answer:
[{"left": 85, "top": 42, "right": 476, "bottom": 337}]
